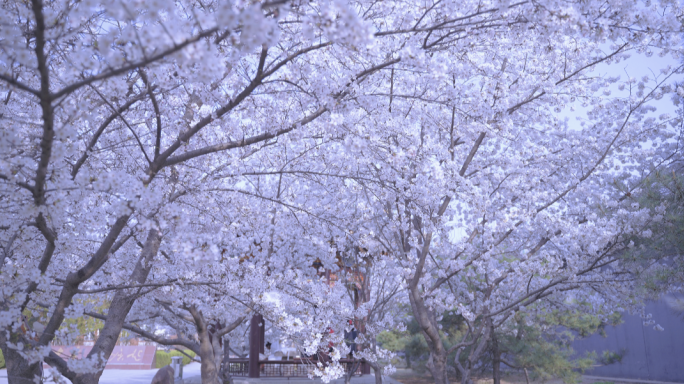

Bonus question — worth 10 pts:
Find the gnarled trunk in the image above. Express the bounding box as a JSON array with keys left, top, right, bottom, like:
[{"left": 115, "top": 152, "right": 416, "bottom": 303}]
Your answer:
[
  {"left": 407, "top": 283, "right": 449, "bottom": 384},
  {"left": 189, "top": 306, "right": 223, "bottom": 384}
]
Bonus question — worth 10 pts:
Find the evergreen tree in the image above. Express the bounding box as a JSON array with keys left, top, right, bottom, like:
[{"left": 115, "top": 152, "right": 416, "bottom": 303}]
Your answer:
[
  {"left": 623, "top": 158, "right": 684, "bottom": 299},
  {"left": 489, "top": 309, "right": 623, "bottom": 384}
]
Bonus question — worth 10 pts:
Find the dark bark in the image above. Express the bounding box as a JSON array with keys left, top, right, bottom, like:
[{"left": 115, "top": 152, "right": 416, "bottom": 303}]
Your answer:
[
  {"left": 39, "top": 215, "right": 131, "bottom": 348},
  {"left": 364, "top": 359, "right": 384, "bottom": 384},
  {"left": 491, "top": 328, "right": 501, "bottom": 384},
  {"left": 19, "top": 214, "right": 56, "bottom": 314},
  {"left": 2, "top": 215, "right": 133, "bottom": 384},
  {"left": 407, "top": 274, "right": 449, "bottom": 384},
  {"left": 1, "top": 332, "right": 43, "bottom": 384},
  {"left": 70, "top": 229, "right": 161, "bottom": 384},
  {"left": 189, "top": 306, "right": 221, "bottom": 384}
]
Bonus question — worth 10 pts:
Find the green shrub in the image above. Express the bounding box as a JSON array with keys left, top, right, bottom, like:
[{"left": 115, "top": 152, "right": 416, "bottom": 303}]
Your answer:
[
  {"left": 155, "top": 351, "right": 171, "bottom": 368},
  {"left": 155, "top": 349, "right": 196, "bottom": 368},
  {"left": 0, "top": 348, "right": 5, "bottom": 369}
]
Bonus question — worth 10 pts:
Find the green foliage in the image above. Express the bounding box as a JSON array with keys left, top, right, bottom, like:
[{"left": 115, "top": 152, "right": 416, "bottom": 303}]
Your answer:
[
  {"left": 377, "top": 330, "right": 407, "bottom": 352},
  {"left": 0, "top": 347, "right": 4, "bottom": 369},
  {"left": 621, "top": 161, "right": 684, "bottom": 297},
  {"left": 382, "top": 312, "right": 468, "bottom": 373},
  {"left": 597, "top": 349, "right": 626, "bottom": 365},
  {"left": 543, "top": 308, "right": 622, "bottom": 338},
  {"left": 495, "top": 309, "right": 622, "bottom": 384},
  {"left": 500, "top": 323, "right": 593, "bottom": 384},
  {"left": 155, "top": 351, "right": 172, "bottom": 368},
  {"left": 382, "top": 305, "right": 620, "bottom": 383},
  {"left": 155, "top": 349, "right": 197, "bottom": 368}
]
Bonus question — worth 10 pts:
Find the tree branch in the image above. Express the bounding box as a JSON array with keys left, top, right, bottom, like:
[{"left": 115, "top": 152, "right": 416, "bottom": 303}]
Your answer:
[
  {"left": 31, "top": 0, "right": 55, "bottom": 207},
  {"left": 459, "top": 132, "right": 486, "bottom": 177},
  {"left": 76, "top": 279, "right": 219, "bottom": 294},
  {"left": 52, "top": 28, "right": 220, "bottom": 100},
  {"left": 506, "top": 43, "right": 630, "bottom": 115},
  {"left": 148, "top": 43, "right": 337, "bottom": 179},
  {"left": 20, "top": 213, "right": 56, "bottom": 311},
  {"left": 84, "top": 311, "right": 200, "bottom": 353},
  {"left": 0, "top": 73, "right": 40, "bottom": 95},
  {"left": 71, "top": 91, "right": 148, "bottom": 178},
  {"left": 162, "top": 56, "right": 398, "bottom": 169},
  {"left": 39, "top": 215, "right": 131, "bottom": 345},
  {"left": 89, "top": 85, "right": 152, "bottom": 165},
  {"left": 139, "top": 70, "right": 163, "bottom": 160},
  {"left": 163, "top": 106, "right": 328, "bottom": 167},
  {"left": 217, "top": 316, "right": 246, "bottom": 338},
  {"left": 0, "top": 173, "right": 35, "bottom": 193}
]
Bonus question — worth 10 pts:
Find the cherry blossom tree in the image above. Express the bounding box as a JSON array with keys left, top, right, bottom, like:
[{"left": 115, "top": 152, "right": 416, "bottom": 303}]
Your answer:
[
  {"left": 274, "top": 1, "right": 683, "bottom": 384},
  {"left": 0, "top": 0, "right": 380, "bottom": 382},
  {"left": 1, "top": 0, "right": 682, "bottom": 384}
]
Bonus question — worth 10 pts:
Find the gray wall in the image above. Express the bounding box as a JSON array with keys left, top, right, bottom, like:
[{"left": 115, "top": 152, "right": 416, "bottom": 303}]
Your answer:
[{"left": 572, "top": 297, "right": 684, "bottom": 382}]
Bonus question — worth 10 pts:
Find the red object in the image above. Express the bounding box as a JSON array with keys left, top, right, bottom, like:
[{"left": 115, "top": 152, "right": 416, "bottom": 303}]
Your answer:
[{"left": 45, "top": 345, "right": 157, "bottom": 370}]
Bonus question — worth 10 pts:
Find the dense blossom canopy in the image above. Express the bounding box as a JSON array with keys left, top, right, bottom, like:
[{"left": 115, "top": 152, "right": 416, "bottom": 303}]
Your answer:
[{"left": 0, "top": 0, "right": 682, "bottom": 383}]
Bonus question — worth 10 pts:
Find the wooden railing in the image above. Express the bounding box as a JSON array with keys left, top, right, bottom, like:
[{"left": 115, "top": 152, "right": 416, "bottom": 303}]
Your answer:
[{"left": 228, "top": 358, "right": 364, "bottom": 377}]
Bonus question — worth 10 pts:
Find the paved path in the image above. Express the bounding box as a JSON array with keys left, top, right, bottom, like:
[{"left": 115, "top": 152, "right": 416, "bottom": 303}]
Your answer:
[
  {"left": 0, "top": 363, "right": 203, "bottom": 384},
  {"left": 230, "top": 374, "right": 402, "bottom": 384},
  {"left": 7, "top": 370, "right": 680, "bottom": 384},
  {"left": 0, "top": 368, "right": 405, "bottom": 384}
]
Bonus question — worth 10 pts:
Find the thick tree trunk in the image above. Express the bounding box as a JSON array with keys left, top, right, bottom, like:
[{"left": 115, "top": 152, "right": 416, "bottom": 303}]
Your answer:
[
  {"left": 407, "top": 285, "right": 449, "bottom": 384},
  {"left": 459, "top": 368, "right": 471, "bottom": 384},
  {"left": 211, "top": 331, "right": 225, "bottom": 384},
  {"left": 430, "top": 353, "right": 450, "bottom": 384},
  {"left": 189, "top": 306, "right": 222, "bottom": 384},
  {"left": 491, "top": 329, "right": 501, "bottom": 384},
  {"left": 344, "top": 369, "right": 352, "bottom": 384},
  {"left": 364, "top": 360, "right": 383, "bottom": 384},
  {"left": 70, "top": 229, "right": 162, "bottom": 384},
  {"left": 373, "top": 363, "right": 383, "bottom": 384},
  {"left": 492, "top": 354, "right": 501, "bottom": 384},
  {"left": 1, "top": 332, "right": 43, "bottom": 384}
]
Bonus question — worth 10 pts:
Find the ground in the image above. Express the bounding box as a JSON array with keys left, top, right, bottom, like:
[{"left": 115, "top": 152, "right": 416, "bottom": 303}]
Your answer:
[
  {"left": 0, "top": 363, "right": 203, "bottom": 384},
  {"left": 389, "top": 369, "right": 646, "bottom": 384},
  {"left": 0, "top": 366, "right": 673, "bottom": 384}
]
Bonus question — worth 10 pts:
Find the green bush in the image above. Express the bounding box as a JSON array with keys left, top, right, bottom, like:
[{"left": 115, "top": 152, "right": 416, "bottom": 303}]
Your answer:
[
  {"left": 155, "top": 349, "right": 196, "bottom": 368},
  {"left": 0, "top": 348, "right": 5, "bottom": 369},
  {"left": 155, "top": 351, "right": 171, "bottom": 368}
]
